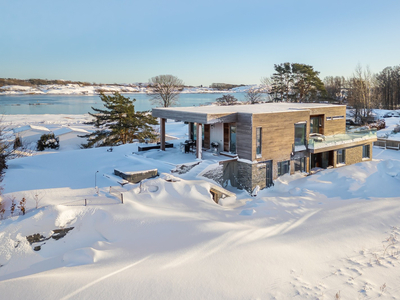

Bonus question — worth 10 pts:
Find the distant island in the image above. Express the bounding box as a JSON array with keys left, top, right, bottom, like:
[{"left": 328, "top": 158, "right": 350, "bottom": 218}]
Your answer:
[{"left": 0, "top": 78, "right": 255, "bottom": 96}]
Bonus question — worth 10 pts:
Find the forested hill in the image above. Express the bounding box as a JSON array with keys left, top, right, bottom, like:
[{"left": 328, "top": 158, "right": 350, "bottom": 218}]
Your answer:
[{"left": 0, "top": 78, "right": 96, "bottom": 87}]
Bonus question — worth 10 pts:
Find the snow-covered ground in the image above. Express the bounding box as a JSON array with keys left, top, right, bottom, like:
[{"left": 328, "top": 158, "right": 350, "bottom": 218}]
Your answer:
[
  {"left": 373, "top": 109, "right": 400, "bottom": 141},
  {"left": 0, "top": 84, "right": 260, "bottom": 96},
  {"left": 0, "top": 112, "right": 400, "bottom": 299}
]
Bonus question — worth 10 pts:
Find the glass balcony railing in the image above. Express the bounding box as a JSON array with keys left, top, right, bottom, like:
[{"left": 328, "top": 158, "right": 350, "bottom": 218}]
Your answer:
[{"left": 308, "top": 128, "right": 377, "bottom": 149}]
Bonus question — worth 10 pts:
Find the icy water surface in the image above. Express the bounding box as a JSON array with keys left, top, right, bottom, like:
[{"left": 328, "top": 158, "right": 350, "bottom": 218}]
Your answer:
[{"left": 0, "top": 93, "right": 247, "bottom": 114}]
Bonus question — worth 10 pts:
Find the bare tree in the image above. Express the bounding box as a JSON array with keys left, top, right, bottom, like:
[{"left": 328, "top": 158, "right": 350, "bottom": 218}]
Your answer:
[
  {"left": 245, "top": 87, "right": 264, "bottom": 104},
  {"left": 32, "top": 190, "right": 45, "bottom": 209},
  {"left": 216, "top": 94, "right": 239, "bottom": 106},
  {"left": 323, "top": 76, "right": 346, "bottom": 103},
  {"left": 375, "top": 65, "right": 400, "bottom": 110},
  {"left": 347, "top": 65, "right": 375, "bottom": 123},
  {"left": 0, "top": 200, "right": 5, "bottom": 219},
  {"left": 148, "top": 75, "right": 184, "bottom": 107}
]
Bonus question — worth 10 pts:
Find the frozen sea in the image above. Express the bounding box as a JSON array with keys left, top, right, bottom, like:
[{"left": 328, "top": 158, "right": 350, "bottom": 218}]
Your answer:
[{"left": 0, "top": 93, "right": 247, "bottom": 114}]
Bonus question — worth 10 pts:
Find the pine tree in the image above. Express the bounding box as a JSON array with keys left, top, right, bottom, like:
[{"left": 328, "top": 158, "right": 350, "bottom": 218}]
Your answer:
[
  {"left": 269, "top": 63, "right": 326, "bottom": 102},
  {"left": 80, "top": 92, "right": 158, "bottom": 148}
]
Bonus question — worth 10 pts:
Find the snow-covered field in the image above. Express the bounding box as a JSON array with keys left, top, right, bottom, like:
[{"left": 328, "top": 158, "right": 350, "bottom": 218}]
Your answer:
[{"left": 0, "top": 112, "right": 400, "bottom": 299}]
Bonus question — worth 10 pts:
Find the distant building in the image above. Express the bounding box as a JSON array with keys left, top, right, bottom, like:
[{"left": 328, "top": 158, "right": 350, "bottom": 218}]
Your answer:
[{"left": 153, "top": 103, "right": 377, "bottom": 192}]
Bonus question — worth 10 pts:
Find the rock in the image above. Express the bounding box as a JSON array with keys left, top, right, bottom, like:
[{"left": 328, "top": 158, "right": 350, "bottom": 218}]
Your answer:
[
  {"left": 26, "top": 233, "right": 47, "bottom": 244},
  {"left": 34, "top": 245, "right": 41, "bottom": 251},
  {"left": 52, "top": 227, "right": 74, "bottom": 240}
]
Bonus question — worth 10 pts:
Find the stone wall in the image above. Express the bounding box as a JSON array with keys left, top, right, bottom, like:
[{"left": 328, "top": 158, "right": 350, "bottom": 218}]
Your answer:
[
  {"left": 252, "top": 162, "right": 266, "bottom": 190},
  {"left": 232, "top": 160, "right": 267, "bottom": 193},
  {"left": 114, "top": 169, "right": 158, "bottom": 183},
  {"left": 237, "top": 160, "right": 253, "bottom": 192}
]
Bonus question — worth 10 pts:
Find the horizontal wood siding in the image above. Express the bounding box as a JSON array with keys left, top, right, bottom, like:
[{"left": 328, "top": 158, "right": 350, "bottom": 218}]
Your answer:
[
  {"left": 204, "top": 124, "right": 210, "bottom": 149},
  {"left": 236, "top": 113, "right": 253, "bottom": 160},
  {"left": 252, "top": 111, "right": 310, "bottom": 163},
  {"left": 224, "top": 123, "right": 230, "bottom": 152},
  {"left": 307, "top": 106, "right": 346, "bottom": 135}
]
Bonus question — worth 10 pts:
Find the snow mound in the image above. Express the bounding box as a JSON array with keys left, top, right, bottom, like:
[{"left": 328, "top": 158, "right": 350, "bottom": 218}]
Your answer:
[
  {"left": 63, "top": 247, "right": 98, "bottom": 266},
  {"left": 239, "top": 209, "right": 256, "bottom": 216}
]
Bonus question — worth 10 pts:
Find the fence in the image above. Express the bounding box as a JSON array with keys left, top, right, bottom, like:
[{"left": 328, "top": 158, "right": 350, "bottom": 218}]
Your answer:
[
  {"left": 374, "top": 138, "right": 400, "bottom": 150},
  {"left": 0, "top": 188, "right": 125, "bottom": 221}
]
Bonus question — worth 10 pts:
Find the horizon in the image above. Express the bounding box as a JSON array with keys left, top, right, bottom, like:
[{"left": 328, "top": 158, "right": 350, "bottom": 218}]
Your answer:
[{"left": 1, "top": 0, "right": 399, "bottom": 86}]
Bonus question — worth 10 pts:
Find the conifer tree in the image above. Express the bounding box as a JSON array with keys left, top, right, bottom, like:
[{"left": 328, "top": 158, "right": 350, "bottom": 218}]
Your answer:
[
  {"left": 270, "top": 63, "right": 326, "bottom": 102},
  {"left": 80, "top": 92, "right": 158, "bottom": 148}
]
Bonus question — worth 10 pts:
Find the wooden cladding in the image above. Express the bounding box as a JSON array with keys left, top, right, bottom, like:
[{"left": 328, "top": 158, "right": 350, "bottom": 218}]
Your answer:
[
  {"left": 252, "top": 110, "right": 310, "bottom": 162},
  {"left": 224, "top": 123, "right": 230, "bottom": 152},
  {"left": 204, "top": 124, "right": 210, "bottom": 149}
]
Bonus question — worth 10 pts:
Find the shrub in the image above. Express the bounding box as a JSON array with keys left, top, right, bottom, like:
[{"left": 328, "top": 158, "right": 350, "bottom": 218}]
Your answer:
[
  {"left": 37, "top": 133, "right": 59, "bottom": 151},
  {"left": 14, "top": 136, "right": 22, "bottom": 149},
  {"left": 216, "top": 94, "right": 239, "bottom": 106},
  {"left": 19, "top": 197, "right": 27, "bottom": 215}
]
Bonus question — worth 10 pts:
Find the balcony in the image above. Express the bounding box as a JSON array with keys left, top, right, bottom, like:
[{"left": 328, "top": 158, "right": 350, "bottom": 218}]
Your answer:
[{"left": 308, "top": 128, "right": 377, "bottom": 152}]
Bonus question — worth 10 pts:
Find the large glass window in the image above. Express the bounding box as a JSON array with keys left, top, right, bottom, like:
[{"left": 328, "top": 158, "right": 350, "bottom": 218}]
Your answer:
[
  {"left": 310, "top": 116, "right": 322, "bottom": 134},
  {"left": 337, "top": 149, "right": 346, "bottom": 164},
  {"left": 294, "top": 123, "right": 306, "bottom": 146},
  {"left": 191, "top": 123, "right": 204, "bottom": 141},
  {"left": 230, "top": 125, "right": 236, "bottom": 154},
  {"left": 278, "top": 160, "right": 290, "bottom": 176},
  {"left": 362, "top": 145, "right": 370, "bottom": 158},
  {"left": 256, "top": 127, "right": 262, "bottom": 156}
]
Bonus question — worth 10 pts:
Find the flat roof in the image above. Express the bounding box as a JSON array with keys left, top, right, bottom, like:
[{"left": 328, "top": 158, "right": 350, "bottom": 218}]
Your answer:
[{"left": 152, "top": 103, "right": 345, "bottom": 124}]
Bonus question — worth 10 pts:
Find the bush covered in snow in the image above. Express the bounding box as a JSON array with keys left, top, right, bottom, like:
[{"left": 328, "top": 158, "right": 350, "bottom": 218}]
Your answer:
[{"left": 37, "top": 133, "right": 60, "bottom": 151}]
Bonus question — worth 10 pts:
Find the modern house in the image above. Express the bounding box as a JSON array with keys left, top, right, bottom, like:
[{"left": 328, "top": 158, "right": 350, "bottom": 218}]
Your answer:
[{"left": 152, "top": 103, "right": 377, "bottom": 192}]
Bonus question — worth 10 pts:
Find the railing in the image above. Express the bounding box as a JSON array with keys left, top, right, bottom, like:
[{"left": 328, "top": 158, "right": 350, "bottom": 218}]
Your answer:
[
  {"left": 374, "top": 138, "right": 400, "bottom": 150},
  {"left": 308, "top": 129, "right": 377, "bottom": 149}
]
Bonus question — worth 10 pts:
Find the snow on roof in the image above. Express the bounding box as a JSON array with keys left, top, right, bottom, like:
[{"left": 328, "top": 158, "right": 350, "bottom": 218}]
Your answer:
[
  {"left": 53, "top": 127, "right": 89, "bottom": 136},
  {"left": 153, "top": 103, "right": 343, "bottom": 115},
  {"left": 13, "top": 124, "right": 51, "bottom": 133}
]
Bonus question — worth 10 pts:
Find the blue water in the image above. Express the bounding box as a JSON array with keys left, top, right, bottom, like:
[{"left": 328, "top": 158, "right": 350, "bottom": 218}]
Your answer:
[{"left": 0, "top": 93, "right": 247, "bottom": 114}]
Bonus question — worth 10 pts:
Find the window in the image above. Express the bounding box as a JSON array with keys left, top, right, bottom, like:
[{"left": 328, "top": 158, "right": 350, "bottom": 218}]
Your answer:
[
  {"left": 362, "top": 145, "right": 370, "bottom": 158},
  {"left": 230, "top": 125, "right": 236, "bottom": 154},
  {"left": 326, "top": 117, "right": 332, "bottom": 121},
  {"left": 332, "top": 116, "right": 344, "bottom": 120},
  {"left": 337, "top": 149, "right": 346, "bottom": 165},
  {"left": 294, "top": 157, "right": 306, "bottom": 172},
  {"left": 256, "top": 127, "right": 262, "bottom": 156},
  {"left": 278, "top": 160, "right": 290, "bottom": 176},
  {"left": 310, "top": 116, "right": 322, "bottom": 134},
  {"left": 294, "top": 123, "right": 306, "bottom": 146}
]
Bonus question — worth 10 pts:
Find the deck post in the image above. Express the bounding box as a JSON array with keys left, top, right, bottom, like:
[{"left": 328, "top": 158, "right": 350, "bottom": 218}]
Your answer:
[
  {"left": 160, "top": 118, "right": 166, "bottom": 151},
  {"left": 196, "top": 123, "right": 202, "bottom": 159}
]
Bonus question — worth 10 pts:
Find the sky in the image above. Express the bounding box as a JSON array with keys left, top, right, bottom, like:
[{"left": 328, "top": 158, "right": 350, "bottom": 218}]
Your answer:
[{"left": 1, "top": 0, "right": 399, "bottom": 86}]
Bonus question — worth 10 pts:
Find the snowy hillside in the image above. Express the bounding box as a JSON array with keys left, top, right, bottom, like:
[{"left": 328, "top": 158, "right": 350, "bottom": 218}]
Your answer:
[
  {"left": 0, "top": 84, "right": 262, "bottom": 96},
  {"left": 0, "top": 114, "right": 400, "bottom": 299}
]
